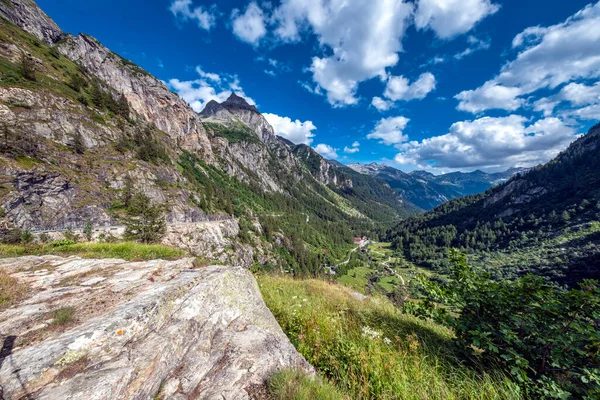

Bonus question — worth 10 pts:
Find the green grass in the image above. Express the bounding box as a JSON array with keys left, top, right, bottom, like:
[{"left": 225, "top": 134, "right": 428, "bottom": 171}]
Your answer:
[
  {"left": 337, "top": 266, "right": 377, "bottom": 294},
  {"left": 203, "top": 122, "right": 261, "bottom": 144},
  {"left": 52, "top": 306, "right": 75, "bottom": 325},
  {"left": 0, "top": 242, "right": 186, "bottom": 261},
  {"left": 258, "top": 275, "right": 521, "bottom": 400},
  {"left": 268, "top": 369, "right": 346, "bottom": 400}
]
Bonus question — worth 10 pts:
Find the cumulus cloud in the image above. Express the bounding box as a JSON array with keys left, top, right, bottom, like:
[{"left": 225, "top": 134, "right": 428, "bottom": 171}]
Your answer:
[
  {"left": 231, "top": 2, "right": 267, "bottom": 45},
  {"left": 456, "top": 2, "right": 600, "bottom": 113},
  {"left": 535, "top": 81, "right": 600, "bottom": 119},
  {"left": 371, "top": 96, "right": 393, "bottom": 111},
  {"left": 367, "top": 116, "right": 410, "bottom": 145},
  {"left": 314, "top": 143, "right": 339, "bottom": 159},
  {"left": 394, "top": 115, "right": 578, "bottom": 170},
  {"left": 415, "top": 0, "right": 499, "bottom": 39},
  {"left": 263, "top": 113, "right": 317, "bottom": 145},
  {"left": 168, "top": 68, "right": 254, "bottom": 112},
  {"left": 455, "top": 82, "right": 523, "bottom": 113},
  {"left": 344, "top": 141, "right": 360, "bottom": 153},
  {"left": 169, "top": 0, "right": 217, "bottom": 30},
  {"left": 384, "top": 73, "right": 437, "bottom": 101},
  {"left": 272, "top": 0, "right": 414, "bottom": 106}
]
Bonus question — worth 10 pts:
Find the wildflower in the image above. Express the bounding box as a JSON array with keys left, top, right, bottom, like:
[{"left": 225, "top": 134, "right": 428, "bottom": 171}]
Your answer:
[
  {"left": 361, "top": 326, "right": 382, "bottom": 340},
  {"left": 384, "top": 337, "right": 392, "bottom": 345}
]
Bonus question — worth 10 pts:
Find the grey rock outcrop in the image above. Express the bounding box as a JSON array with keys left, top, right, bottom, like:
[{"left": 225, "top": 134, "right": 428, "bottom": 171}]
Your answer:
[
  {"left": 0, "top": 0, "right": 63, "bottom": 44},
  {"left": 56, "top": 34, "right": 214, "bottom": 159},
  {"left": 0, "top": 256, "right": 311, "bottom": 399}
]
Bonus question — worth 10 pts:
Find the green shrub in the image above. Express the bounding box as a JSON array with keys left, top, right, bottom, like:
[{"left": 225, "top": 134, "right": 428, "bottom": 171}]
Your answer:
[
  {"left": 51, "top": 307, "right": 75, "bottom": 325},
  {"left": 408, "top": 250, "right": 600, "bottom": 398}
]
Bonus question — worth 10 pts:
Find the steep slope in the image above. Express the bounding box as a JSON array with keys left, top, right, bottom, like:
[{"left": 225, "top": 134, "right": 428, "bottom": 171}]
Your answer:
[
  {"left": 385, "top": 123, "right": 600, "bottom": 286},
  {"left": 286, "top": 142, "right": 420, "bottom": 221},
  {"left": 0, "top": 0, "right": 415, "bottom": 275},
  {"left": 349, "top": 162, "right": 528, "bottom": 209}
]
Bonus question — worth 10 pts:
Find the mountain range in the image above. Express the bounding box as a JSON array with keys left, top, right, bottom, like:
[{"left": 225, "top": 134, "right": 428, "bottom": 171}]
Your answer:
[
  {"left": 348, "top": 162, "right": 529, "bottom": 210},
  {"left": 0, "top": 0, "right": 418, "bottom": 275},
  {"left": 385, "top": 122, "right": 600, "bottom": 286}
]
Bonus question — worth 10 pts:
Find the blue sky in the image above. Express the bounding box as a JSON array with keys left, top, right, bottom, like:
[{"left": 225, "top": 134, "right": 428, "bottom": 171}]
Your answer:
[{"left": 39, "top": 0, "right": 599, "bottom": 173}]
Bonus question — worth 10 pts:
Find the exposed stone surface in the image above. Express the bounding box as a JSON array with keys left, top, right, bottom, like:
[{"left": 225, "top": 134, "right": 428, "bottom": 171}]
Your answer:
[
  {"left": 0, "top": 256, "right": 311, "bottom": 399},
  {"left": 0, "top": 0, "right": 63, "bottom": 44},
  {"left": 56, "top": 34, "right": 214, "bottom": 159}
]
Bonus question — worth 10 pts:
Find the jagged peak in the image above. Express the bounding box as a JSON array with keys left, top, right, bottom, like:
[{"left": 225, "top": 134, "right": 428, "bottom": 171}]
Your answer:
[
  {"left": 199, "top": 99, "right": 228, "bottom": 117},
  {"left": 221, "top": 93, "right": 258, "bottom": 113}
]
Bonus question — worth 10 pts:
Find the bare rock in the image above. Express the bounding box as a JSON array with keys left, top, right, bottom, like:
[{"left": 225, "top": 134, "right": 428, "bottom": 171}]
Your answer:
[
  {"left": 0, "top": 256, "right": 311, "bottom": 399},
  {"left": 0, "top": 0, "right": 63, "bottom": 45}
]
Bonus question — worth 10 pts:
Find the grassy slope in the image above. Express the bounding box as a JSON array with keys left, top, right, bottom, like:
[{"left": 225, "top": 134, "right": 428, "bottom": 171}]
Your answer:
[
  {"left": 0, "top": 242, "right": 186, "bottom": 261},
  {"left": 258, "top": 275, "right": 520, "bottom": 400}
]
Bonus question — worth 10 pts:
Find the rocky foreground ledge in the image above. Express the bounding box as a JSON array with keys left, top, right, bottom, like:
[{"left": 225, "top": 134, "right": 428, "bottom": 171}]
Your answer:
[{"left": 0, "top": 256, "right": 311, "bottom": 399}]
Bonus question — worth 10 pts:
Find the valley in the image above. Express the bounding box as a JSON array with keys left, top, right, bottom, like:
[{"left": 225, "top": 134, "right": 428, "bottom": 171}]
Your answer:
[{"left": 0, "top": 0, "right": 598, "bottom": 399}]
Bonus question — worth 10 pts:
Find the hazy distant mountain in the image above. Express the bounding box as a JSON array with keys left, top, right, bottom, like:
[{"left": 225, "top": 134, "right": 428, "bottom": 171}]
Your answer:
[{"left": 347, "top": 162, "right": 529, "bottom": 210}]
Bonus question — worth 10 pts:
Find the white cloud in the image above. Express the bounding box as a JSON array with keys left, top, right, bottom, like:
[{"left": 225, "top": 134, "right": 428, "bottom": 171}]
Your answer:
[
  {"left": 264, "top": 70, "right": 277, "bottom": 76},
  {"left": 414, "top": 0, "right": 499, "bottom": 39},
  {"left": 231, "top": 2, "right": 267, "bottom": 45},
  {"left": 454, "top": 36, "right": 491, "bottom": 59},
  {"left": 169, "top": 0, "right": 217, "bottom": 30},
  {"left": 384, "top": 72, "right": 437, "bottom": 101},
  {"left": 367, "top": 116, "right": 410, "bottom": 146},
  {"left": 455, "top": 82, "right": 523, "bottom": 113},
  {"left": 535, "top": 81, "right": 600, "bottom": 119},
  {"left": 457, "top": 2, "right": 600, "bottom": 113},
  {"left": 394, "top": 115, "right": 578, "bottom": 170},
  {"left": 263, "top": 113, "right": 317, "bottom": 145},
  {"left": 196, "top": 66, "right": 221, "bottom": 83},
  {"left": 344, "top": 141, "right": 360, "bottom": 153},
  {"left": 371, "top": 96, "right": 393, "bottom": 111},
  {"left": 272, "top": 0, "right": 414, "bottom": 106},
  {"left": 314, "top": 143, "right": 339, "bottom": 159},
  {"left": 168, "top": 68, "right": 254, "bottom": 112}
]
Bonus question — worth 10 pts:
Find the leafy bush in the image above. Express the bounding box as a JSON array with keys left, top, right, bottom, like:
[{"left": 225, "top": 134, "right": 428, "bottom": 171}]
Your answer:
[
  {"left": 408, "top": 250, "right": 600, "bottom": 398},
  {"left": 50, "top": 239, "right": 77, "bottom": 247}
]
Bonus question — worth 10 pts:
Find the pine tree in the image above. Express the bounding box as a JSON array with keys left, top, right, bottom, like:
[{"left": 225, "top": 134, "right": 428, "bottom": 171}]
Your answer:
[
  {"left": 84, "top": 218, "right": 93, "bottom": 241},
  {"left": 72, "top": 132, "right": 85, "bottom": 154},
  {"left": 19, "top": 54, "right": 36, "bottom": 81},
  {"left": 123, "top": 192, "right": 166, "bottom": 243},
  {"left": 117, "top": 93, "right": 130, "bottom": 119},
  {"left": 90, "top": 81, "right": 104, "bottom": 108}
]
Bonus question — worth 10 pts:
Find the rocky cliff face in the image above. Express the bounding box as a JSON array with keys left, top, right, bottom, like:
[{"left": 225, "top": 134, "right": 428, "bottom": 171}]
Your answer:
[
  {"left": 57, "top": 34, "right": 214, "bottom": 158},
  {"left": 0, "top": 0, "right": 62, "bottom": 44},
  {"left": 291, "top": 144, "right": 352, "bottom": 188},
  {"left": 0, "top": 256, "right": 311, "bottom": 399}
]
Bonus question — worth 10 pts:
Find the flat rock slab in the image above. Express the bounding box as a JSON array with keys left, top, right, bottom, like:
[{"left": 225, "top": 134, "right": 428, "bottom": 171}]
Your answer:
[{"left": 0, "top": 256, "right": 311, "bottom": 399}]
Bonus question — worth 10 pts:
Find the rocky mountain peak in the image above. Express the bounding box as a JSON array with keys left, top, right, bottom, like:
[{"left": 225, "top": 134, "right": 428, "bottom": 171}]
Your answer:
[{"left": 222, "top": 92, "right": 258, "bottom": 113}]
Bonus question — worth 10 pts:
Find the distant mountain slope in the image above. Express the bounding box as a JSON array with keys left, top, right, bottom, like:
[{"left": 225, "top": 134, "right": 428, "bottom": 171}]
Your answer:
[
  {"left": 348, "top": 162, "right": 528, "bottom": 209},
  {"left": 385, "top": 123, "right": 600, "bottom": 286},
  {"left": 288, "top": 143, "right": 421, "bottom": 221}
]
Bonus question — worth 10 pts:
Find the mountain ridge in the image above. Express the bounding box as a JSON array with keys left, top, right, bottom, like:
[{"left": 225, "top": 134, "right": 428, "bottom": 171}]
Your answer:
[{"left": 347, "top": 162, "right": 529, "bottom": 209}]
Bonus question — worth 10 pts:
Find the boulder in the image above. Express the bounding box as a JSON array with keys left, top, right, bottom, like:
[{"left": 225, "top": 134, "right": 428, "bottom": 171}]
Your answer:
[{"left": 0, "top": 256, "right": 311, "bottom": 399}]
